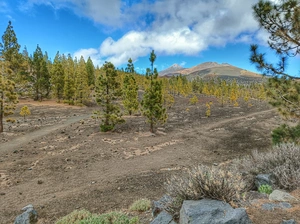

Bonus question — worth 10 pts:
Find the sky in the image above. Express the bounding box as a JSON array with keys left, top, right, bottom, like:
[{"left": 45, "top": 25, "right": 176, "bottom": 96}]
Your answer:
[{"left": 0, "top": 0, "right": 299, "bottom": 76}]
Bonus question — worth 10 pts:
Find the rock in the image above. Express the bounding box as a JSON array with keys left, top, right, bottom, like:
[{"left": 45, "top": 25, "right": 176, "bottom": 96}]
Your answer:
[
  {"left": 179, "top": 199, "right": 252, "bottom": 224},
  {"left": 150, "top": 211, "right": 176, "bottom": 224},
  {"left": 261, "top": 202, "right": 292, "bottom": 211},
  {"left": 152, "top": 194, "right": 172, "bottom": 217},
  {"left": 281, "top": 220, "right": 296, "bottom": 224},
  {"left": 14, "top": 204, "right": 38, "bottom": 224},
  {"left": 255, "top": 174, "right": 274, "bottom": 188},
  {"left": 269, "top": 190, "right": 297, "bottom": 202}
]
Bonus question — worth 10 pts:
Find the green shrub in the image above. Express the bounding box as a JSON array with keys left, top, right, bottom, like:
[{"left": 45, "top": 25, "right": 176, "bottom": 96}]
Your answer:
[
  {"left": 56, "top": 210, "right": 139, "bottom": 224},
  {"left": 55, "top": 209, "right": 92, "bottom": 224},
  {"left": 258, "top": 184, "right": 273, "bottom": 195},
  {"left": 100, "top": 124, "right": 114, "bottom": 132},
  {"left": 189, "top": 95, "right": 198, "bottom": 105},
  {"left": 271, "top": 124, "right": 300, "bottom": 145},
  {"left": 129, "top": 199, "right": 151, "bottom": 212},
  {"left": 80, "top": 212, "right": 139, "bottom": 224},
  {"left": 165, "top": 164, "right": 245, "bottom": 216},
  {"left": 235, "top": 143, "right": 300, "bottom": 191}
]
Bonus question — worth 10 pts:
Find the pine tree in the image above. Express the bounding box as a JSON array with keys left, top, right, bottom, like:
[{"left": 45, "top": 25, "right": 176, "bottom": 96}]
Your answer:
[
  {"left": 125, "top": 58, "right": 135, "bottom": 73},
  {"left": 141, "top": 50, "right": 167, "bottom": 133},
  {"left": 123, "top": 58, "right": 139, "bottom": 115},
  {"left": 86, "top": 57, "right": 95, "bottom": 87},
  {"left": 250, "top": 0, "right": 300, "bottom": 118},
  {"left": 95, "top": 61, "right": 124, "bottom": 132},
  {"left": 74, "top": 56, "right": 89, "bottom": 104},
  {"left": 51, "top": 51, "right": 64, "bottom": 102},
  {"left": 0, "top": 59, "right": 18, "bottom": 132},
  {"left": 20, "top": 105, "right": 31, "bottom": 120},
  {"left": 63, "top": 54, "right": 76, "bottom": 104},
  {"left": 0, "top": 21, "right": 22, "bottom": 79},
  {"left": 32, "top": 45, "right": 51, "bottom": 101}
]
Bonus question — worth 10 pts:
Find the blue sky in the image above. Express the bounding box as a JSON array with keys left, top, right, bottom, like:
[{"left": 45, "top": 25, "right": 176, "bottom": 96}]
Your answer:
[{"left": 0, "top": 0, "right": 298, "bottom": 76}]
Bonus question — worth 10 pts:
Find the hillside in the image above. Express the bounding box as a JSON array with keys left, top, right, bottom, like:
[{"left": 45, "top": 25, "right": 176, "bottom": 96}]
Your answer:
[{"left": 159, "top": 62, "right": 264, "bottom": 82}]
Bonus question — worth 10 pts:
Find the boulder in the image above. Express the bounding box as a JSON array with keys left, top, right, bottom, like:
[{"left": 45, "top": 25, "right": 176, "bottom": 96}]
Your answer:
[
  {"left": 150, "top": 211, "right": 177, "bottom": 224},
  {"left": 14, "top": 204, "right": 38, "bottom": 224},
  {"left": 255, "top": 174, "right": 274, "bottom": 189},
  {"left": 179, "top": 199, "right": 252, "bottom": 224},
  {"left": 152, "top": 194, "right": 172, "bottom": 217},
  {"left": 269, "top": 190, "right": 297, "bottom": 202},
  {"left": 261, "top": 202, "right": 292, "bottom": 211},
  {"left": 281, "top": 220, "right": 296, "bottom": 224}
]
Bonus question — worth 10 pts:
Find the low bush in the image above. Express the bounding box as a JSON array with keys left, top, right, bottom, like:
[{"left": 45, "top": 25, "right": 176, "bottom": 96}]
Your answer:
[
  {"left": 235, "top": 143, "right": 300, "bottom": 191},
  {"left": 80, "top": 212, "right": 139, "bottom": 224},
  {"left": 129, "top": 199, "right": 151, "bottom": 212},
  {"left": 258, "top": 184, "right": 273, "bottom": 195},
  {"left": 165, "top": 164, "right": 245, "bottom": 216},
  {"left": 56, "top": 210, "right": 139, "bottom": 224},
  {"left": 55, "top": 209, "right": 92, "bottom": 224}
]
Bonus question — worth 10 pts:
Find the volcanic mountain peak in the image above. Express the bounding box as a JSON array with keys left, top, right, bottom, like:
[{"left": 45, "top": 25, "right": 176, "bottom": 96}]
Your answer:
[
  {"left": 158, "top": 63, "right": 184, "bottom": 76},
  {"left": 158, "top": 61, "right": 263, "bottom": 82}
]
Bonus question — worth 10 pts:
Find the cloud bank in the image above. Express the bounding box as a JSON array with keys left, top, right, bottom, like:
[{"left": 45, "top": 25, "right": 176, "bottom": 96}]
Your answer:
[{"left": 22, "top": 0, "right": 268, "bottom": 66}]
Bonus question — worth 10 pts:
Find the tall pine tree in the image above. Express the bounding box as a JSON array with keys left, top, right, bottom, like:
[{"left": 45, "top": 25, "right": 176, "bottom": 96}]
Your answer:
[
  {"left": 141, "top": 50, "right": 167, "bottom": 133},
  {"left": 0, "top": 21, "right": 22, "bottom": 79},
  {"left": 51, "top": 51, "right": 65, "bottom": 102},
  {"left": 32, "top": 45, "right": 51, "bottom": 101},
  {"left": 63, "top": 54, "right": 76, "bottom": 104},
  {"left": 0, "top": 58, "right": 18, "bottom": 132},
  {"left": 95, "top": 62, "right": 124, "bottom": 132},
  {"left": 74, "top": 56, "right": 89, "bottom": 104},
  {"left": 123, "top": 58, "right": 139, "bottom": 115},
  {"left": 86, "top": 57, "right": 95, "bottom": 87}
]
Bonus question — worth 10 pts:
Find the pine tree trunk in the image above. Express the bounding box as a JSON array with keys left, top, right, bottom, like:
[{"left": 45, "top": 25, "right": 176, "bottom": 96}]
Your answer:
[
  {"left": 0, "top": 112, "right": 3, "bottom": 133},
  {"left": 150, "top": 117, "right": 154, "bottom": 133},
  {"left": 0, "top": 94, "right": 3, "bottom": 133}
]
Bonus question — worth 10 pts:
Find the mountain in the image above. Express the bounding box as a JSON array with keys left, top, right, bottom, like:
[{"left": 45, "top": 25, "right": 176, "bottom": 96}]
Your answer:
[
  {"left": 159, "top": 62, "right": 264, "bottom": 82},
  {"left": 158, "top": 64, "right": 185, "bottom": 77}
]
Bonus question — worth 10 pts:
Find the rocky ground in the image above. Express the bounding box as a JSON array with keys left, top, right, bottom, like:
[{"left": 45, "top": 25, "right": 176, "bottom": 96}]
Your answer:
[{"left": 0, "top": 97, "right": 298, "bottom": 223}]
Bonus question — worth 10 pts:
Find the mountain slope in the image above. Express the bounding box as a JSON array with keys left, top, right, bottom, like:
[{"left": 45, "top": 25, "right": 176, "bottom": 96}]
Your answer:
[
  {"left": 158, "top": 64, "right": 185, "bottom": 77},
  {"left": 159, "top": 62, "right": 263, "bottom": 82}
]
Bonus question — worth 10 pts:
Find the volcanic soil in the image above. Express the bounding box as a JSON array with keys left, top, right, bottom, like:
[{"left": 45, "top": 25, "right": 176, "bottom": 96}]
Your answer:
[{"left": 1, "top": 97, "right": 298, "bottom": 224}]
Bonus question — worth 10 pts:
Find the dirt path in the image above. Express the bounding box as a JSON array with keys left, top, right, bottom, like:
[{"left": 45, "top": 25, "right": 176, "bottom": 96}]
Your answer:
[
  {"left": 0, "top": 114, "right": 90, "bottom": 154},
  {"left": 203, "top": 108, "right": 276, "bottom": 131}
]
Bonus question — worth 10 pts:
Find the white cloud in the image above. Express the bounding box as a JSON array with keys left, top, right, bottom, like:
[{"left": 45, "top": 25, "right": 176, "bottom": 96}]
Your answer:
[
  {"left": 39, "top": 0, "right": 270, "bottom": 67},
  {"left": 73, "top": 48, "right": 103, "bottom": 66},
  {"left": 19, "top": 0, "right": 122, "bottom": 26}
]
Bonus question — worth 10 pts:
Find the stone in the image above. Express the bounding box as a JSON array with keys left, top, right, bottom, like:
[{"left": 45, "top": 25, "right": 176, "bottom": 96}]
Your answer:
[
  {"left": 269, "top": 190, "right": 297, "bottom": 202},
  {"left": 152, "top": 194, "right": 172, "bottom": 217},
  {"left": 179, "top": 199, "right": 252, "bottom": 224},
  {"left": 281, "top": 220, "right": 296, "bottom": 224},
  {"left": 14, "top": 205, "right": 38, "bottom": 224},
  {"left": 255, "top": 174, "right": 274, "bottom": 188},
  {"left": 261, "top": 202, "right": 292, "bottom": 211},
  {"left": 150, "top": 211, "right": 176, "bottom": 224}
]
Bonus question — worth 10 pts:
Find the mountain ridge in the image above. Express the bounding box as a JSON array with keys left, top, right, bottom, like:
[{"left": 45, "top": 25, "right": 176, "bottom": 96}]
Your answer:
[{"left": 158, "top": 62, "right": 263, "bottom": 82}]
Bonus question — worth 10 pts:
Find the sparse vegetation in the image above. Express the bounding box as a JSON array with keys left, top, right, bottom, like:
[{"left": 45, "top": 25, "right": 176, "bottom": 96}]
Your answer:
[
  {"left": 55, "top": 209, "right": 92, "bottom": 224},
  {"left": 165, "top": 164, "right": 245, "bottom": 216},
  {"left": 205, "top": 101, "right": 212, "bottom": 117},
  {"left": 235, "top": 143, "right": 300, "bottom": 191},
  {"left": 19, "top": 105, "right": 31, "bottom": 120},
  {"left": 55, "top": 210, "right": 139, "bottom": 224},
  {"left": 189, "top": 95, "right": 198, "bottom": 105},
  {"left": 129, "top": 199, "right": 151, "bottom": 212},
  {"left": 258, "top": 184, "right": 273, "bottom": 195},
  {"left": 271, "top": 123, "right": 300, "bottom": 145}
]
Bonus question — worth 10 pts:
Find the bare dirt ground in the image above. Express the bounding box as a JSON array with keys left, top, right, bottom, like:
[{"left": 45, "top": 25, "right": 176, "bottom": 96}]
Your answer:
[{"left": 0, "top": 97, "right": 299, "bottom": 224}]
